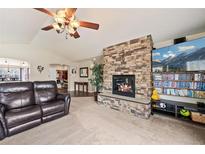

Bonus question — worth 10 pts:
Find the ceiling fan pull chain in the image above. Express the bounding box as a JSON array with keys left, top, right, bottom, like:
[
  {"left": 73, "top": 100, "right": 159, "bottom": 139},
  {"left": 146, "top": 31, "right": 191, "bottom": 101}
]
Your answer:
[{"left": 66, "top": 33, "right": 68, "bottom": 39}]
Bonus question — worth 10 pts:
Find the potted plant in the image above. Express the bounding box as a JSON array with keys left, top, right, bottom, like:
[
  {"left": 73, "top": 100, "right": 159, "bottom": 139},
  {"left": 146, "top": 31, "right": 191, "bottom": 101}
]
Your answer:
[{"left": 89, "top": 63, "right": 103, "bottom": 101}]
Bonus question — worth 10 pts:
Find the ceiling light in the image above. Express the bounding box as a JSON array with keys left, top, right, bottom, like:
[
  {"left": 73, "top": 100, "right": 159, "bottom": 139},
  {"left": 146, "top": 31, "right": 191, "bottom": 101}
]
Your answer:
[
  {"left": 70, "top": 15, "right": 75, "bottom": 21},
  {"left": 54, "top": 17, "right": 65, "bottom": 24},
  {"left": 69, "top": 19, "right": 80, "bottom": 28},
  {"left": 57, "top": 10, "right": 66, "bottom": 17},
  {"left": 52, "top": 23, "right": 65, "bottom": 33},
  {"left": 35, "top": 8, "right": 99, "bottom": 39},
  {"left": 52, "top": 23, "right": 61, "bottom": 30},
  {"left": 67, "top": 25, "right": 76, "bottom": 34},
  {"left": 54, "top": 9, "right": 66, "bottom": 24}
]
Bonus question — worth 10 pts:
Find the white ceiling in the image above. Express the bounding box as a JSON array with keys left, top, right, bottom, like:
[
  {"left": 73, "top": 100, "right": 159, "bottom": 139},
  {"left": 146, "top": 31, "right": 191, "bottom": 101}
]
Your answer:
[
  {"left": 1, "top": 8, "right": 205, "bottom": 61},
  {"left": 0, "top": 9, "right": 48, "bottom": 44}
]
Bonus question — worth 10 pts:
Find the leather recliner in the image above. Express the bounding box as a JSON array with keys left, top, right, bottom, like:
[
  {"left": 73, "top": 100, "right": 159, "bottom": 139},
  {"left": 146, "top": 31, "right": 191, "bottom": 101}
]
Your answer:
[
  {"left": 33, "top": 81, "right": 70, "bottom": 123},
  {"left": 0, "top": 81, "right": 71, "bottom": 140}
]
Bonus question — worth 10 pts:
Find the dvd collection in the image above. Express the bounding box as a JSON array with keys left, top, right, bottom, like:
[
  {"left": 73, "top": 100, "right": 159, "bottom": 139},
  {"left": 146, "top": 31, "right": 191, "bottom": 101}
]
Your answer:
[
  {"left": 153, "top": 81, "right": 205, "bottom": 90},
  {"left": 162, "top": 89, "right": 205, "bottom": 98},
  {"left": 153, "top": 73, "right": 205, "bottom": 81},
  {"left": 153, "top": 72, "right": 205, "bottom": 98}
]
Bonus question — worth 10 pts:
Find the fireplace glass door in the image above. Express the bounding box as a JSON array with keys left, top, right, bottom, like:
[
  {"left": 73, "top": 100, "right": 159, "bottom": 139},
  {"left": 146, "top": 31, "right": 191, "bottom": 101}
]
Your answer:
[{"left": 112, "top": 75, "right": 135, "bottom": 98}]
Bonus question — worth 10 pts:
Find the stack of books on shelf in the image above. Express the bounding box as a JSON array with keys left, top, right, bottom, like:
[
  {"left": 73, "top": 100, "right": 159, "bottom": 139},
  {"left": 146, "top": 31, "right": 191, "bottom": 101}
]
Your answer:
[
  {"left": 162, "top": 74, "right": 175, "bottom": 80},
  {"left": 153, "top": 72, "right": 205, "bottom": 99},
  {"left": 153, "top": 74, "right": 162, "bottom": 80}
]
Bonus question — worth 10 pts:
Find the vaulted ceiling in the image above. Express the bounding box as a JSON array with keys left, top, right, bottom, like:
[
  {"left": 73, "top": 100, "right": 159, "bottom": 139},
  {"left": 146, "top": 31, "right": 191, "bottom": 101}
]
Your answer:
[{"left": 1, "top": 8, "right": 205, "bottom": 61}]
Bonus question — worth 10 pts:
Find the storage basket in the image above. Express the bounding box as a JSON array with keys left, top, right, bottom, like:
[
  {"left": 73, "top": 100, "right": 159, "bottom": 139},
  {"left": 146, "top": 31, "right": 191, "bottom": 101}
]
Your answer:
[{"left": 191, "top": 112, "right": 205, "bottom": 124}]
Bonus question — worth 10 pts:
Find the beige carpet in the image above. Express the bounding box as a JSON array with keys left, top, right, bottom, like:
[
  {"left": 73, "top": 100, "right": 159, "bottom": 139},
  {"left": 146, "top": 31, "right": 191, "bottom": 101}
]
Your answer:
[{"left": 0, "top": 97, "right": 205, "bottom": 145}]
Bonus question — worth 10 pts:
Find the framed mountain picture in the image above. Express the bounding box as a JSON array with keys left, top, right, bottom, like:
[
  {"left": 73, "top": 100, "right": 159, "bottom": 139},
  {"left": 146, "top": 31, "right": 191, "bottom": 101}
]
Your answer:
[{"left": 152, "top": 37, "right": 205, "bottom": 72}]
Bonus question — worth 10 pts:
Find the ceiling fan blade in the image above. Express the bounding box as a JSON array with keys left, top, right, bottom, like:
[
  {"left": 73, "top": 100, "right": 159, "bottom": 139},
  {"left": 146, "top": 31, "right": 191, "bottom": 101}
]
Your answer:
[
  {"left": 34, "top": 8, "right": 55, "bottom": 17},
  {"left": 65, "top": 8, "right": 77, "bottom": 18},
  {"left": 71, "top": 31, "right": 80, "bottom": 39},
  {"left": 41, "top": 25, "right": 54, "bottom": 31},
  {"left": 69, "top": 31, "right": 80, "bottom": 39},
  {"left": 79, "top": 21, "right": 99, "bottom": 30}
]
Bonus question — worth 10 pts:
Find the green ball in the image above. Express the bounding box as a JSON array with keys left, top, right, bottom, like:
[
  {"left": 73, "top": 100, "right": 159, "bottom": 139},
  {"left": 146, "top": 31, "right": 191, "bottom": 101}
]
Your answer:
[{"left": 180, "top": 109, "right": 190, "bottom": 117}]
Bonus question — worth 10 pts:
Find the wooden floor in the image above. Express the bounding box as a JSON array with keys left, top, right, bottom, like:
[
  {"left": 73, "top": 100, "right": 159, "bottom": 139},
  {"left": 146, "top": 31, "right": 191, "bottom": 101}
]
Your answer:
[
  {"left": 58, "top": 89, "right": 94, "bottom": 97},
  {"left": 68, "top": 91, "right": 94, "bottom": 97}
]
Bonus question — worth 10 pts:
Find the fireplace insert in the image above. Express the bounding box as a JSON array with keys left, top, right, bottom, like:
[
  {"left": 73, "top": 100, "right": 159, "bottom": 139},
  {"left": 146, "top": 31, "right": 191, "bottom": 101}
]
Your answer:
[{"left": 112, "top": 75, "right": 135, "bottom": 98}]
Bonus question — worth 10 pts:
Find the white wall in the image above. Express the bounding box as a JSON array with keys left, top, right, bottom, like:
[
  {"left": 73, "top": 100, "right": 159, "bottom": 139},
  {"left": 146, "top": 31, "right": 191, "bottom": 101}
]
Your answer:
[
  {"left": 0, "top": 44, "right": 72, "bottom": 82},
  {"left": 68, "top": 60, "right": 93, "bottom": 92},
  {"left": 154, "top": 31, "right": 205, "bottom": 48},
  {"left": 69, "top": 56, "right": 103, "bottom": 92},
  {"left": 0, "top": 44, "right": 104, "bottom": 92}
]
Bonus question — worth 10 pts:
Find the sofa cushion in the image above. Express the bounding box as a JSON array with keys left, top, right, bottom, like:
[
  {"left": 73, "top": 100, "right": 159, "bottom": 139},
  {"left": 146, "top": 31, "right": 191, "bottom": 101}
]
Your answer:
[
  {"left": 0, "top": 122, "right": 5, "bottom": 140},
  {"left": 34, "top": 81, "right": 57, "bottom": 104},
  {"left": 5, "top": 105, "right": 42, "bottom": 129},
  {"left": 41, "top": 100, "right": 65, "bottom": 117},
  {"left": 0, "top": 82, "right": 35, "bottom": 110},
  {"left": 7, "top": 119, "right": 41, "bottom": 136}
]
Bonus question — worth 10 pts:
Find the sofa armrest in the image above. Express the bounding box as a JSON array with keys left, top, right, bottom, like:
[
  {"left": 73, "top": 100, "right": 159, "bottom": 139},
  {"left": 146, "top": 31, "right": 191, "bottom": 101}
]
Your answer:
[
  {"left": 0, "top": 103, "right": 5, "bottom": 113},
  {"left": 57, "top": 93, "right": 71, "bottom": 114},
  {"left": 0, "top": 104, "right": 7, "bottom": 138}
]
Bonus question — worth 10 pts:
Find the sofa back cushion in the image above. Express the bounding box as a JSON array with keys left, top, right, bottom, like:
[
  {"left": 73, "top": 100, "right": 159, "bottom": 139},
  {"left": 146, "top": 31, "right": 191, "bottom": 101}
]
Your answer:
[
  {"left": 34, "top": 81, "right": 57, "bottom": 104},
  {"left": 0, "top": 82, "right": 35, "bottom": 110}
]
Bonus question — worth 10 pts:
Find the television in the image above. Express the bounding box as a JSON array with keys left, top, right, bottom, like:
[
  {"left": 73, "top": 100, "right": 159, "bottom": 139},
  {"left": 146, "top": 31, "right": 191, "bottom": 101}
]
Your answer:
[{"left": 152, "top": 36, "right": 205, "bottom": 72}]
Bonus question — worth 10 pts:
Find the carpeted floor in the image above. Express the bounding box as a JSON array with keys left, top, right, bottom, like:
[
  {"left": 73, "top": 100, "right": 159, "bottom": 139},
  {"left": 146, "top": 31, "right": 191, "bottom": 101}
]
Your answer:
[{"left": 0, "top": 97, "right": 205, "bottom": 145}]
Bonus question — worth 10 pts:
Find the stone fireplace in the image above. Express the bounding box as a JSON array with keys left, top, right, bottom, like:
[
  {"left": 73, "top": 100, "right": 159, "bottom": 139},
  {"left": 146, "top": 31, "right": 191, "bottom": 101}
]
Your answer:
[
  {"left": 98, "top": 35, "right": 153, "bottom": 119},
  {"left": 112, "top": 75, "right": 135, "bottom": 98}
]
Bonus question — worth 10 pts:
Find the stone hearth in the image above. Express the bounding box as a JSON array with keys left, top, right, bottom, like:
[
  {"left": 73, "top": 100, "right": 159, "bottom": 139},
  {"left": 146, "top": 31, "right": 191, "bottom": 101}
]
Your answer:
[
  {"left": 98, "top": 93, "right": 151, "bottom": 118},
  {"left": 98, "top": 35, "right": 153, "bottom": 118}
]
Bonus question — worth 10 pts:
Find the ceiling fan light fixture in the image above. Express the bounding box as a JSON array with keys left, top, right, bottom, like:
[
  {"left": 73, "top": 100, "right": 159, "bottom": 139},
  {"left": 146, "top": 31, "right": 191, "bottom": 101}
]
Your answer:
[
  {"left": 69, "top": 19, "right": 80, "bottom": 28},
  {"left": 56, "top": 9, "right": 66, "bottom": 18},
  {"left": 54, "top": 9, "right": 66, "bottom": 24},
  {"left": 67, "top": 24, "right": 76, "bottom": 34},
  {"left": 35, "top": 8, "right": 99, "bottom": 39},
  {"left": 54, "top": 16, "right": 65, "bottom": 24},
  {"left": 53, "top": 23, "right": 65, "bottom": 34},
  {"left": 70, "top": 15, "right": 75, "bottom": 21},
  {"left": 68, "top": 28, "right": 76, "bottom": 35},
  {"left": 52, "top": 23, "right": 61, "bottom": 30}
]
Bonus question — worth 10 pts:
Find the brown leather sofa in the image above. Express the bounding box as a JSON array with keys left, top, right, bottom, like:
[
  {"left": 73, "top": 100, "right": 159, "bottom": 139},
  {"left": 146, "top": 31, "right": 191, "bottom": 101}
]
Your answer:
[{"left": 0, "top": 81, "right": 71, "bottom": 140}]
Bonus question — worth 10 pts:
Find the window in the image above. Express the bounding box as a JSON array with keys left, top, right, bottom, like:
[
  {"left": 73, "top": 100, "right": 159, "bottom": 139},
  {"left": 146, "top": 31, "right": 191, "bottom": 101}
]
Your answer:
[{"left": 0, "top": 58, "right": 30, "bottom": 82}]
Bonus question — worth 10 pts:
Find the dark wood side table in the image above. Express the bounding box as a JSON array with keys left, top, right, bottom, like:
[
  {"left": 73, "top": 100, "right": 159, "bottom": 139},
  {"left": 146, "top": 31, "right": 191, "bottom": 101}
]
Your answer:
[{"left": 74, "top": 82, "right": 88, "bottom": 93}]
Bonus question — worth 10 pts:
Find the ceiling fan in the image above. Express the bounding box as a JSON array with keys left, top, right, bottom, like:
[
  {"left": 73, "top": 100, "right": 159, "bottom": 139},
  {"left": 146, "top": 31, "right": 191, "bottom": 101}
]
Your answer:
[{"left": 34, "top": 8, "right": 99, "bottom": 39}]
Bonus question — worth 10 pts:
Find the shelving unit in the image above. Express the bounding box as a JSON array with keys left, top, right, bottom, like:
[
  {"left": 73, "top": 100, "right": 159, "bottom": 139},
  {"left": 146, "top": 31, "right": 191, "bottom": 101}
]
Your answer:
[
  {"left": 152, "top": 99, "right": 205, "bottom": 125},
  {"left": 152, "top": 71, "right": 205, "bottom": 125},
  {"left": 153, "top": 71, "right": 205, "bottom": 99}
]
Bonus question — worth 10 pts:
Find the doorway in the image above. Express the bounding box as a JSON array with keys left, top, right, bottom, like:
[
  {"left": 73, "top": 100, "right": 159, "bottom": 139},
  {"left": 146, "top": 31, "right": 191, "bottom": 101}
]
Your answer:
[{"left": 49, "top": 64, "right": 69, "bottom": 93}]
